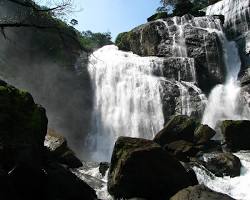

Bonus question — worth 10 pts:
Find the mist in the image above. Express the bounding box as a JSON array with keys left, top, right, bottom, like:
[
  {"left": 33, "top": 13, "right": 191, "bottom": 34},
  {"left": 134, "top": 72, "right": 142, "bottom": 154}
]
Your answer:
[{"left": 0, "top": 1, "right": 94, "bottom": 158}]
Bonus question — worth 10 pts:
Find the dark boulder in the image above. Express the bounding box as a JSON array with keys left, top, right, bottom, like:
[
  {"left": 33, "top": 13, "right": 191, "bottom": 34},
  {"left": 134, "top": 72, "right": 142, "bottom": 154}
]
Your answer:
[
  {"left": 99, "top": 162, "right": 109, "bottom": 177},
  {"left": 221, "top": 120, "right": 250, "bottom": 151},
  {"left": 170, "top": 184, "right": 236, "bottom": 200},
  {"left": 203, "top": 153, "right": 241, "bottom": 178},
  {"left": 45, "top": 129, "right": 83, "bottom": 168},
  {"left": 0, "top": 80, "right": 96, "bottom": 200},
  {"left": 108, "top": 136, "right": 197, "bottom": 200},
  {"left": 154, "top": 115, "right": 198, "bottom": 146},
  {"left": 194, "top": 124, "right": 216, "bottom": 145},
  {"left": 0, "top": 80, "right": 48, "bottom": 170},
  {"left": 45, "top": 163, "right": 97, "bottom": 200},
  {"left": 164, "top": 140, "right": 200, "bottom": 161}
]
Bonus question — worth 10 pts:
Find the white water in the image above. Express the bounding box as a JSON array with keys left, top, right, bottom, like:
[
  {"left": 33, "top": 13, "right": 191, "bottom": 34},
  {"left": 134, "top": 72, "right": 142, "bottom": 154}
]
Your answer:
[
  {"left": 197, "top": 2, "right": 250, "bottom": 199},
  {"left": 201, "top": 34, "right": 249, "bottom": 129},
  {"left": 194, "top": 152, "right": 250, "bottom": 200},
  {"left": 206, "top": 0, "right": 250, "bottom": 36},
  {"left": 86, "top": 45, "right": 164, "bottom": 161}
]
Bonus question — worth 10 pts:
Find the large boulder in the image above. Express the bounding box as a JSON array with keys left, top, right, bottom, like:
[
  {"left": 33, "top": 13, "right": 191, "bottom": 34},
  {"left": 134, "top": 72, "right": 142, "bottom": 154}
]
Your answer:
[
  {"left": 154, "top": 115, "right": 198, "bottom": 146},
  {"left": 0, "top": 80, "right": 48, "bottom": 170},
  {"left": 45, "top": 163, "right": 97, "bottom": 200},
  {"left": 194, "top": 124, "right": 216, "bottom": 145},
  {"left": 164, "top": 140, "right": 200, "bottom": 161},
  {"left": 108, "top": 137, "right": 197, "bottom": 200},
  {"left": 170, "top": 184, "right": 236, "bottom": 200},
  {"left": 45, "top": 129, "right": 83, "bottom": 168},
  {"left": 0, "top": 80, "right": 97, "bottom": 200},
  {"left": 221, "top": 120, "right": 250, "bottom": 151},
  {"left": 203, "top": 152, "right": 241, "bottom": 177}
]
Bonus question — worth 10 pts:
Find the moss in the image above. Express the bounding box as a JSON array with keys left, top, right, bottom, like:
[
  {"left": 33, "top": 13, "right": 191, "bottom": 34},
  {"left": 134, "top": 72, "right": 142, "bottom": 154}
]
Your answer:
[
  {"left": 0, "top": 81, "right": 47, "bottom": 147},
  {"left": 115, "top": 32, "right": 131, "bottom": 51}
]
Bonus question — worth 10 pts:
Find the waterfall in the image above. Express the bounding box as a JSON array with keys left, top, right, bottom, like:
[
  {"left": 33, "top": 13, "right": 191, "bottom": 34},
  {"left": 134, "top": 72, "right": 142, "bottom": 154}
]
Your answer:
[
  {"left": 86, "top": 45, "right": 164, "bottom": 161},
  {"left": 201, "top": 34, "right": 249, "bottom": 129},
  {"left": 195, "top": 2, "right": 250, "bottom": 199},
  {"left": 194, "top": 151, "right": 250, "bottom": 200}
]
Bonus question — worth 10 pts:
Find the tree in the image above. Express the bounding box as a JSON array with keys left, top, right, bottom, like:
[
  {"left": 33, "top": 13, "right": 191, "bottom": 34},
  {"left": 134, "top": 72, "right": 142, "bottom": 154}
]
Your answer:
[
  {"left": 0, "top": 0, "right": 91, "bottom": 52},
  {"left": 80, "top": 30, "right": 113, "bottom": 50},
  {"left": 158, "top": 0, "right": 219, "bottom": 16}
]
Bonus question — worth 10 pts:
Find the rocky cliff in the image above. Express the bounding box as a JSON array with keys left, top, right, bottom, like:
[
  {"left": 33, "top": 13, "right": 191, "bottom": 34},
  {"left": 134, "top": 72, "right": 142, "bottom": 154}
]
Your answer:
[
  {"left": 206, "top": 0, "right": 250, "bottom": 70},
  {"left": 113, "top": 0, "right": 250, "bottom": 123},
  {"left": 115, "top": 14, "right": 229, "bottom": 121}
]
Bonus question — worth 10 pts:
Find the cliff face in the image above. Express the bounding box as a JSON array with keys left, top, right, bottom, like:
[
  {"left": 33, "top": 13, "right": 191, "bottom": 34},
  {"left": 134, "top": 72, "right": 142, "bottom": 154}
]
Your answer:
[
  {"left": 206, "top": 0, "right": 250, "bottom": 70},
  {"left": 115, "top": 14, "right": 230, "bottom": 121},
  {"left": 0, "top": 1, "right": 93, "bottom": 155},
  {"left": 117, "top": 14, "right": 226, "bottom": 94},
  {"left": 114, "top": 0, "right": 250, "bottom": 122}
]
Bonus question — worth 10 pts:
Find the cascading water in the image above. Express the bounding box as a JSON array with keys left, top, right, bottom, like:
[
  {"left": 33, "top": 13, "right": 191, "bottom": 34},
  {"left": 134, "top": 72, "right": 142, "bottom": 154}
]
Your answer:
[
  {"left": 195, "top": 3, "right": 250, "bottom": 199},
  {"left": 86, "top": 45, "right": 164, "bottom": 161},
  {"left": 202, "top": 34, "right": 249, "bottom": 129}
]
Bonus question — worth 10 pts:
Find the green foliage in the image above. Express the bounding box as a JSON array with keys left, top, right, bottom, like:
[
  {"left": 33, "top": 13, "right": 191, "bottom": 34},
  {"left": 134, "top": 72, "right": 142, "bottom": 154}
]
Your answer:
[
  {"left": 158, "top": 0, "right": 219, "bottom": 17},
  {"left": 115, "top": 32, "right": 132, "bottom": 51},
  {"left": 147, "top": 12, "right": 169, "bottom": 22},
  {"left": 173, "top": 0, "right": 206, "bottom": 16},
  {"left": 78, "top": 30, "right": 113, "bottom": 51}
]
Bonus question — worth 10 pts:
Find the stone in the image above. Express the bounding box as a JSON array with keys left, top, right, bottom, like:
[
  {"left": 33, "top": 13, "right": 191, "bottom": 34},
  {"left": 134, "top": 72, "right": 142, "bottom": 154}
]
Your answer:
[
  {"left": 108, "top": 136, "right": 197, "bottom": 200},
  {"left": 45, "top": 129, "right": 83, "bottom": 168},
  {"left": 116, "top": 14, "right": 226, "bottom": 93},
  {"left": 194, "top": 124, "right": 216, "bottom": 144},
  {"left": 170, "top": 184, "right": 236, "bottom": 200},
  {"left": 99, "top": 162, "right": 109, "bottom": 177},
  {"left": 154, "top": 115, "right": 198, "bottom": 146},
  {"left": 164, "top": 140, "right": 200, "bottom": 161},
  {"left": 203, "top": 152, "right": 241, "bottom": 177},
  {"left": 0, "top": 80, "right": 48, "bottom": 170},
  {"left": 45, "top": 163, "right": 97, "bottom": 200},
  {"left": 221, "top": 120, "right": 250, "bottom": 151}
]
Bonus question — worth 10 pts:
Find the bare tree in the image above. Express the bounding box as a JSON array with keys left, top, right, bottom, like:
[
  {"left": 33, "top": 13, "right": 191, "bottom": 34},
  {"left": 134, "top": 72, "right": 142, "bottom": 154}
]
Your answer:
[{"left": 0, "top": 0, "right": 90, "bottom": 52}]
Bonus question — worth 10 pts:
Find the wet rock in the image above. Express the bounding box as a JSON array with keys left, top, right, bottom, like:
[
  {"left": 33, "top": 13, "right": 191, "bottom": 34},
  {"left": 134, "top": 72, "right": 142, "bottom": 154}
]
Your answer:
[
  {"left": 203, "top": 152, "right": 241, "bottom": 177},
  {"left": 170, "top": 184, "right": 236, "bottom": 200},
  {"left": 0, "top": 80, "right": 48, "bottom": 170},
  {"left": 116, "top": 14, "right": 226, "bottom": 93},
  {"left": 45, "top": 129, "right": 83, "bottom": 169},
  {"left": 164, "top": 140, "right": 200, "bottom": 161},
  {"left": 154, "top": 115, "right": 198, "bottom": 146},
  {"left": 221, "top": 120, "right": 250, "bottom": 151},
  {"left": 194, "top": 124, "right": 216, "bottom": 144},
  {"left": 206, "top": 0, "right": 250, "bottom": 71},
  {"left": 45, "top": 163, "right": 97, "bottom": 200},
  {"left": 0, "top": 80, "right": 96, "bottom": 200},
  {"left": 108, "top": 136, "right": 197, "bottom": 200},
  {"left": 99, "top": 162, "right": 109, "bottom": 177}
]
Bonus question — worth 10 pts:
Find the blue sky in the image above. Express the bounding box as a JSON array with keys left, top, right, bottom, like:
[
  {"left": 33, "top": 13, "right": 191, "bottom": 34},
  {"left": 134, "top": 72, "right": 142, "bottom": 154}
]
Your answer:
[{"left": 39, "top": 0, "right": 161, "bottom": 40}]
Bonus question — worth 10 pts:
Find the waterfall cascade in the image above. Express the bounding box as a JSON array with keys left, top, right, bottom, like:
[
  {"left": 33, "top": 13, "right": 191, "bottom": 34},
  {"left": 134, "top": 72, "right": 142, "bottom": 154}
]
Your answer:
[
  {"left": 86, "top": 45, "right": 165, "bottom": 161},
  {"left": 193, "top": 1, "right": 250, "bottom": 199},
  {"left": 202, "top": 34, "right": 250, "bottom": 129}
]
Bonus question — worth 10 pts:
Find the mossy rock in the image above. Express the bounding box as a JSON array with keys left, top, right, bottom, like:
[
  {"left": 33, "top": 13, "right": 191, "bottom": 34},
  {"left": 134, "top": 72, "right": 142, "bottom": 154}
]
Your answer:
[
  {"left": 221, "top": 120, "right": 250, "bottom": 151},
  {"left": 154, "top": 115, "right": 199, "bottom": 147},
  {"left": 170, "top": 184, "right": 236, "bottom": 200},
  {"left": 204, "top": 152, "right": 241, "bottom": 178},
  {"left": 194, "top": 124, "right": 216, "bottom": 145},
  {"left": 45, "top": 129, "right": 83, "bottom": 168},
  {"left": 115, "top": 32, "right": 131, "bottom": 51},
  {"left": 0, "top": 80, "right": 48, "bottom": 169},
  {"left": 108, "top": 136, "right": 197, "bottom": 200}
]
